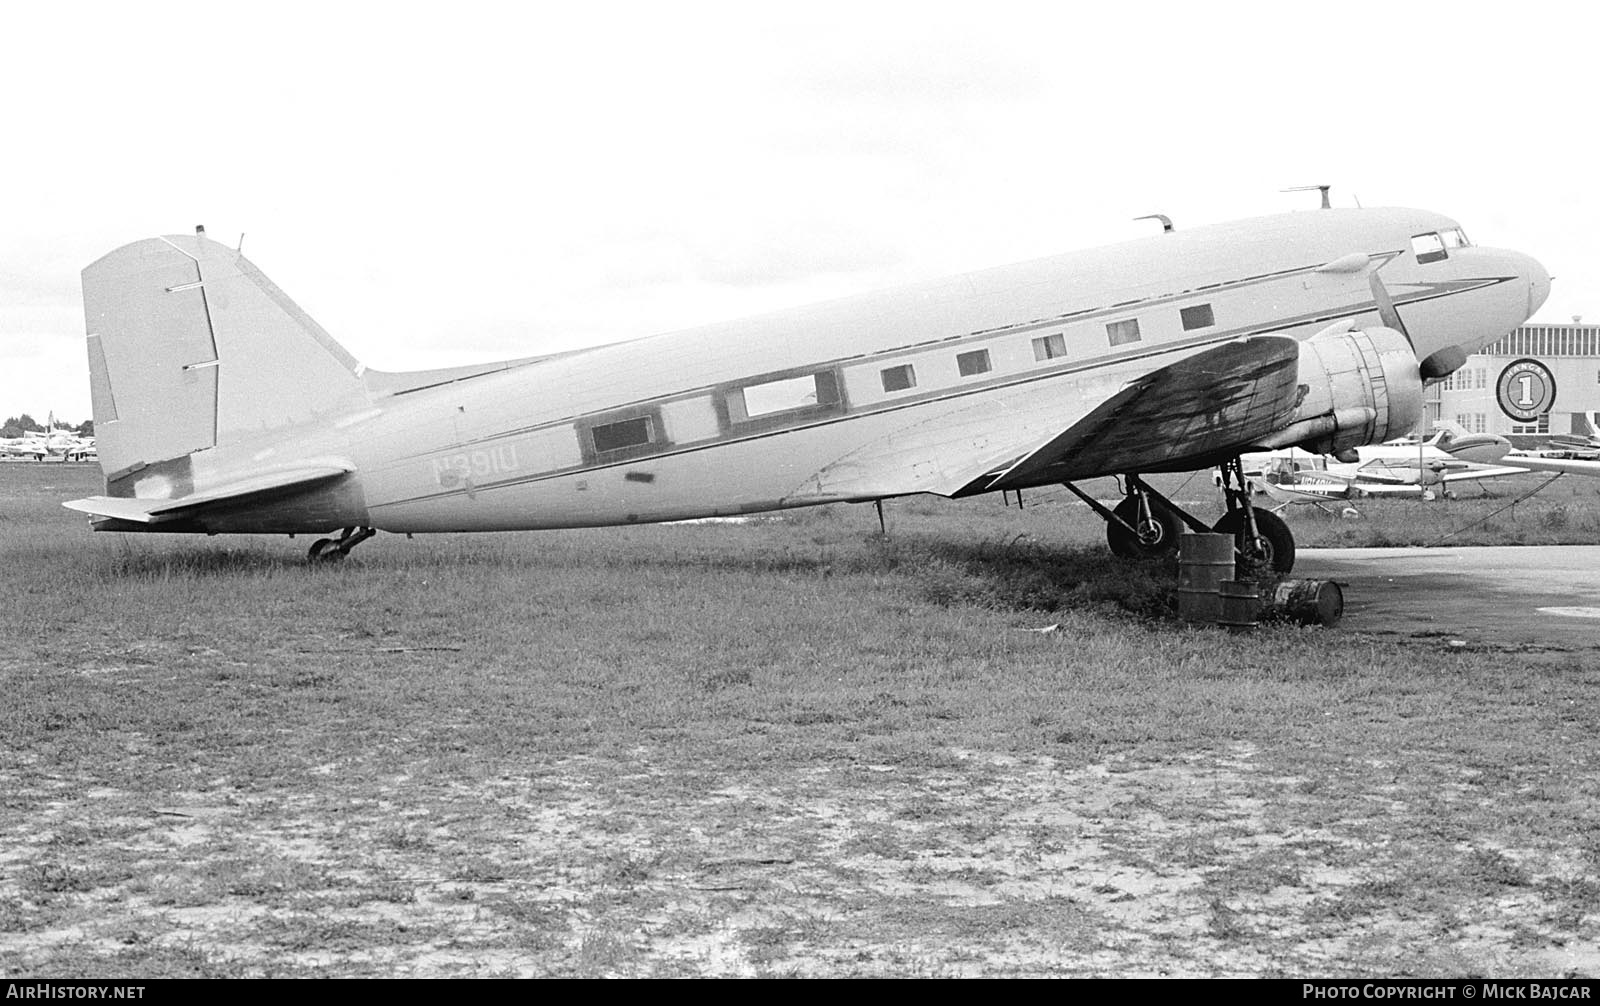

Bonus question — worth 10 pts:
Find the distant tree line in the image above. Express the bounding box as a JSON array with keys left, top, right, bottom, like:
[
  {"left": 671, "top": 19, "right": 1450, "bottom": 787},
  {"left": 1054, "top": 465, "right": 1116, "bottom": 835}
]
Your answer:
[{"left": 1, "top": 415, "right": 93, "bottom": 438}]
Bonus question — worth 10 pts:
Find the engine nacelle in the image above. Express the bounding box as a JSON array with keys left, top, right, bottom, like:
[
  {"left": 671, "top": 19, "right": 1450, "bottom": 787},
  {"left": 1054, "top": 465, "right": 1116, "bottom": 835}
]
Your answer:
[{"left": 1257, "top": 322, "right": 1422, "bottom": 456}]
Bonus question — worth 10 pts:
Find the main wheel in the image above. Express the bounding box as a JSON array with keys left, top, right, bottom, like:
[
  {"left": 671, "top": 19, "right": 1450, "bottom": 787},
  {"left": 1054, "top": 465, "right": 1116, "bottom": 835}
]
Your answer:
[
  {"left": 1211, "top": 509, "right": 1295, "bottom": 575},
  {"left": 1107, "top": 495, "right": 1183, "bottom": 560},
  {"left": 308, "top": 538, "right": 344, "bottom": 563}
]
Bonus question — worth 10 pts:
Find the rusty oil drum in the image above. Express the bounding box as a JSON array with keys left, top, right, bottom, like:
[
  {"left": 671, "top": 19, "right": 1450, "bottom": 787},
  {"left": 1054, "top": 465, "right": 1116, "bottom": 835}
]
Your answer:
[
  {"left": 1217, "top": 579, "right": 1261, "bottom": 631},
  {"left": 1176, "top": 532, "right": 1234, "bottom": 624},
  {"left": 1270, "top": 579, "right": 1345, "bottom": 627}
]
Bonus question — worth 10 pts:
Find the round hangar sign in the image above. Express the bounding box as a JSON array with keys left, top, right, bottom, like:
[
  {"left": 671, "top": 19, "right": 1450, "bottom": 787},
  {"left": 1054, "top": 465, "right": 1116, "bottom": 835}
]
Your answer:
[{"left": 1496, "top": 358, "right": 1557, "bottom": 423}]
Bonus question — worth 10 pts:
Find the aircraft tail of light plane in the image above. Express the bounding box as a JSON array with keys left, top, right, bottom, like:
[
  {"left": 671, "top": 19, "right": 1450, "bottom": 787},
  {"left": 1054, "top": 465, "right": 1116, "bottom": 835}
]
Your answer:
[{"left": 66, "top": 207, "right": 1550, "bottom": 572}]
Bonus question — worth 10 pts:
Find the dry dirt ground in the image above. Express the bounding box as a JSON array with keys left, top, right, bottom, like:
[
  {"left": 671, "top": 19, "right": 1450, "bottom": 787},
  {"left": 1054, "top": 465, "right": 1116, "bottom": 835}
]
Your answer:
[{"left": 6, "top": 740, "right": 1598, "bottom": 977}]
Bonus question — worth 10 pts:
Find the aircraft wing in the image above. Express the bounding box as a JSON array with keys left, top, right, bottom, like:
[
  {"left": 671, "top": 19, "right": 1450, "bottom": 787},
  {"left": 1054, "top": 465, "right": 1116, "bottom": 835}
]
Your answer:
[
  {"left": 790, "top": 336, "right": 1303, "bottom": 501},
  {"left": 1438, "top": 464, "right": 1533, "bottom": 483},
  {"left": 1507, "top": 455, "right": 1600, "bottom": 477},
  {"left": 64, "top": 463, "right": 353, "bottom": 524},
  {"left": 1342, "top": 481, "right": 1424, "bottom": 496}
]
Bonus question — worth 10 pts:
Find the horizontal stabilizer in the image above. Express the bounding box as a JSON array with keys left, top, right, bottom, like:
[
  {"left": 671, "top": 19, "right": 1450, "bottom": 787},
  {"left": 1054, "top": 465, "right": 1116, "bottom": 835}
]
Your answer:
[{"left": 64, "top": 463, "right": 353, "bottom": 524}]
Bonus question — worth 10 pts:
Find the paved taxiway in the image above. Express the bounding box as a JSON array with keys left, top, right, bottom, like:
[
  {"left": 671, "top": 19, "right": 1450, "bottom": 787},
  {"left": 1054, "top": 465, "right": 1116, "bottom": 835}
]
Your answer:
[{"left": 1295, "top": 546, "right": 1600, "bottom": 649}]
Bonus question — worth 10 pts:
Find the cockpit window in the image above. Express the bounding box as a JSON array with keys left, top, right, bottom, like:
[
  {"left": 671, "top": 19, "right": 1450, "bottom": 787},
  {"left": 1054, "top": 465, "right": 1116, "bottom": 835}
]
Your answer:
[
  {"left": 1441, "top": 227, "right": 1470, "bottom": 249},
  {"left": 1412, "top": 231, "right": 1448, "bottom": 264}
]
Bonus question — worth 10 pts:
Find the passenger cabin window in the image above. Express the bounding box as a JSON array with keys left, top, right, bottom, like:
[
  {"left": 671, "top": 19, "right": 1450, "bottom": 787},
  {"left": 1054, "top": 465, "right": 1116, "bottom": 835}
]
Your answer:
[
  {"left": 880, "top": 364, "right": 916, "bottom": 392},
  {"left": 743, "top": 374, "right": 820, "bottom": 417},
  {"left": 591, "top": 416, "right": 655, "bottom": 453},
  {"left": 1032, "top": 334, "right": 1067, "bottom": 361},
  {"left": 1412, "top": 232, "right": 1448, "bottom": 264},
  {"left": 1180, "top": 304, "right": 1214, "bottom": 331},
  {"left": 730, "top": 371, "right": 841, "bottom": 422},
  {"left": 956, "top": 349, "right": 991, "bottom": 376},
  {"left": 1107, "top": 318, "right": 1141, "bottom": 346}
]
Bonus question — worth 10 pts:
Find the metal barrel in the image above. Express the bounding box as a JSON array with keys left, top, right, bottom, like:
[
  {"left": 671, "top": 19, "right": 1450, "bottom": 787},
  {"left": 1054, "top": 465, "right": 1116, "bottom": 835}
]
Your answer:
[
  {"left": 1270, "top": 578, "right": 1344, "bottom": 627},
  {"left": 1217, "top": 579, "right": 1261, "bottom": 631},
  {"left": 1177, "top": 533, "right": 1234, "bottom": 624}
]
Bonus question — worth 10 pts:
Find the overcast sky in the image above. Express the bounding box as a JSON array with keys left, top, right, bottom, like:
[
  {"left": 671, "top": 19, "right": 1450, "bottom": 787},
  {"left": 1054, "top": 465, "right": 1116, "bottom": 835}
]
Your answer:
[{"left": 3, "top": 1, "right": 1594, "bottom": 425}]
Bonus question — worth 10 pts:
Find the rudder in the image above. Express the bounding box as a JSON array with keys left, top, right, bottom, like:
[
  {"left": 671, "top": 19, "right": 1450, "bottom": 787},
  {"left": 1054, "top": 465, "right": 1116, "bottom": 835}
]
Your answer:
[{"left": 82, "top": 233, "right": 369, "bottom": 479}]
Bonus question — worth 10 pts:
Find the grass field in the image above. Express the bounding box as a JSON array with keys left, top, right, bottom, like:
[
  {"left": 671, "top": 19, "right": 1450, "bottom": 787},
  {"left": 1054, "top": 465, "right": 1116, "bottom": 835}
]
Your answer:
[{"left": 3, "top": 463, "right": 1599, "bottom": 976}]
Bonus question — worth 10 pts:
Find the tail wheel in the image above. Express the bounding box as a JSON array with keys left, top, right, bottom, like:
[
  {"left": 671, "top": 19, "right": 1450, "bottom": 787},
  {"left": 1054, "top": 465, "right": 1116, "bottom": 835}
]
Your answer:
[
  {"left": 1107, "top": 495, "right": 1183, "bottom": 559},
  {"left": 308, "top": 538, "right": 344, "bottom": 563},
  {"left": 1212, "top": 509, "right": 1295, "bottom": 575}
]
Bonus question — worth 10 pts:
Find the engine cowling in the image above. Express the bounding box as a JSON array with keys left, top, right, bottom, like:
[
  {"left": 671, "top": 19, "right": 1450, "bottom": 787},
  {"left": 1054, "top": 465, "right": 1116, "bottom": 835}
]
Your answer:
[{"left": 1256, "top": 322, "right": 1422, "bottom": 456}]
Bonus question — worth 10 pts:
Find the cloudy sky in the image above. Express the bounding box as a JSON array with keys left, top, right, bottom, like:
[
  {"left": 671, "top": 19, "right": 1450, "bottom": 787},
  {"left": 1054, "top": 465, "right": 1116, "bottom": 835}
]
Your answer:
[{"left": 3, "top": 1, "right": 1594, "bottom": 425}]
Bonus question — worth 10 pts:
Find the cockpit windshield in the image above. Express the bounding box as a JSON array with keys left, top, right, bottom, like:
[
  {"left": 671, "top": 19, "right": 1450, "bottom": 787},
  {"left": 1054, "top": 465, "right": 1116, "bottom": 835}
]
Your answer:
[{"left": 1412, "top": 228, "right": 1471, "bottom": 264}]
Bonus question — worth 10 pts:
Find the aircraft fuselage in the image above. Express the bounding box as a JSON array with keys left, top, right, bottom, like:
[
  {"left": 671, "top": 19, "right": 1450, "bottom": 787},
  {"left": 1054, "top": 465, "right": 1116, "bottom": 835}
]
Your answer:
[{"left": 79, "top": 207, "right": 1550, "bottom": 536}]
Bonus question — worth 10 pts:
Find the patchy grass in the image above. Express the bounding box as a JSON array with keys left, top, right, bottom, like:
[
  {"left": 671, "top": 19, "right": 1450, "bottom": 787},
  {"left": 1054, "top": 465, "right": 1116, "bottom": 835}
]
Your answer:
[{"left": 2, "top": 463, "right": 1599, "bottom": 976}]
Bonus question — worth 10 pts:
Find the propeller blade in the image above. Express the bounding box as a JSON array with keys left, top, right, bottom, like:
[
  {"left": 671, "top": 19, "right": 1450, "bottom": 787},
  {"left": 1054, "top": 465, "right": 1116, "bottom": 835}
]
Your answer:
[
  {"left": 1369, "top": 270, "right": 1463, "bottom": 382},
  {"left": 1368, "top": 272, "right": 1412, "bottom": 347}
]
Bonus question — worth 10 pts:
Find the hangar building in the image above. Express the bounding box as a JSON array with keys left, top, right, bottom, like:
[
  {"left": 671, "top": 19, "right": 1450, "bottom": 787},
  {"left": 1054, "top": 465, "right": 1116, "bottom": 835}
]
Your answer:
[{"left": 1427, "top": 321, "right": 1600, "bottom": 440}]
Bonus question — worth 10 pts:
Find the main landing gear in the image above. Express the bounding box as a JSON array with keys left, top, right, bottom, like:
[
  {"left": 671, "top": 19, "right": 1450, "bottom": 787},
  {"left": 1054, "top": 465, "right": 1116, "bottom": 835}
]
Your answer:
[
  {"left": 307, "top": 526, "right": 376, "bottom": 564},
  {"left": 1062, "top": 462, "right": 1296, "bottom": 575}
]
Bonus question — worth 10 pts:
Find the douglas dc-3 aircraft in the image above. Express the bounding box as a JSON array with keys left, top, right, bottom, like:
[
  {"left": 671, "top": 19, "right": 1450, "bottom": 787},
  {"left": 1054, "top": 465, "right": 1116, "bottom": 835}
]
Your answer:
[{"left": 66, "top": 207, "right": 1550, "bottom": 573}]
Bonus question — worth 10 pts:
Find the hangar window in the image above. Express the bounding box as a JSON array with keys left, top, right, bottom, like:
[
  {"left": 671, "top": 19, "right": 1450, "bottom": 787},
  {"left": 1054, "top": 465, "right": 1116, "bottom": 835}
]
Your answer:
[
  {"left": 591, "top": 416, "right": 655, "bottom": 453},
  {"left": 1107, "top": 318, "right": 1141, "bottom": 346},
  {"left": 956, "top": 349, "right": 992, "bottom": 376},
  {"left": 1180, "top": 304, "right": 1214, "bottom": 331},
  {"left": 1412, "top": 232, "right": 1448, "bottom": 264},
  {"left": 1032, "top": 333, "right": 1067, "bottom": 361},
  {"left": 1510, "top": 413, "right": 1550, "bottom": 435},
  {"left": 880, "top": 364, "right": 916, "bottom": 392}
]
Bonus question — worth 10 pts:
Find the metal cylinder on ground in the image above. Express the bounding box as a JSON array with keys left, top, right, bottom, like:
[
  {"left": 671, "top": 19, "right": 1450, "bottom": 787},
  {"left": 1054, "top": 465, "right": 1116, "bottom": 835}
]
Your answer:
[
  {"left": 1217, "top": 579, "right": 1261, "bottom": 631},
  {"left": 1270, "top": 579, "right": 1344, "bottom": 627},
  {"left": 1177, "top": 532, "right": 1234, "bottom": 624}
]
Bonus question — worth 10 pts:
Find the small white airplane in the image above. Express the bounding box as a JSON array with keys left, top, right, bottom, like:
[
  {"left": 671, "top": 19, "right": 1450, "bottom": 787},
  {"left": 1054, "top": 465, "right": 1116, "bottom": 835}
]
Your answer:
[
  {"left": 65, "top": 206, "right": 1550, "bottom": 573},
  {"left": 2, "top": 423, "right": 94, "bottom": 461},
  {"left": 1534, "top": 412, "right": 1600, "bottom": 459},
  {"left": 1251, "top": 425, "right": 1600, "bottom": 505},
  {"left": 1250, "top": 429, "right": 1533, "bottom": 500}
]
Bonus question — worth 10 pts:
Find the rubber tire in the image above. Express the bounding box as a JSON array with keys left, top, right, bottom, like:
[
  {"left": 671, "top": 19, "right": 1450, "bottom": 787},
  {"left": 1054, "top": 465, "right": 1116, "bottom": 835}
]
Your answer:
[
  {"left": 1211, "top": 509, "right": 1296, "bottom": 575},
  {"left": 308, "top": 538, "right": 343, "bottom": 563},
  {"left": 1106, "top": 495, "right": 1183, "bottom": 560}
]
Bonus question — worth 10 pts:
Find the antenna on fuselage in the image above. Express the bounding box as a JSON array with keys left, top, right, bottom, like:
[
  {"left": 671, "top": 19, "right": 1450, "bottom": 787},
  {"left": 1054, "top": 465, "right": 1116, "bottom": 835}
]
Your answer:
[
  {"left": 1284, "top": 185, "right": 1332, "bottom": 209},
  {"left": 1134, "top": 214, "right": 1174, "bottom": 233}
]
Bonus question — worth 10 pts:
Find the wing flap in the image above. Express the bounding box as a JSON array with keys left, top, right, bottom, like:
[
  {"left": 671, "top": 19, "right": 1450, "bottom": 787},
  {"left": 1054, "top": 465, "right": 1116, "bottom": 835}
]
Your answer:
[{"left": 65, "top": 463, "right": 354, "bottom": 524}]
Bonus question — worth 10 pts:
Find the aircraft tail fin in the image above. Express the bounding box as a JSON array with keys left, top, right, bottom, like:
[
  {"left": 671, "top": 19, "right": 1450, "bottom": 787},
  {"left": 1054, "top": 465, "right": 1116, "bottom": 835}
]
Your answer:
[{"left": 82, "top": 233, "right": 370, "bottom": 480}]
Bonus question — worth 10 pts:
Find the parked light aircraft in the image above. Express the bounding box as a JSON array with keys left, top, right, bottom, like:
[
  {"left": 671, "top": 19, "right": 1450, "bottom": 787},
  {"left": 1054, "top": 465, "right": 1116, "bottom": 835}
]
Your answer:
[
  {"left": 3, "top": 424, "right": 95, "bottom": 461},
  {"left": 1242, "top": 429, "right": 1533, "bottom": 501},
  {"left": 1536, "top": 412, "right": 1600, "bottom": 459},
  {"left": 65, "top": 207, "right": 1549, "bottom": 573}
]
